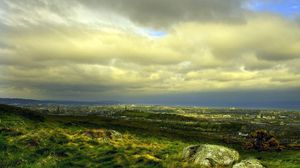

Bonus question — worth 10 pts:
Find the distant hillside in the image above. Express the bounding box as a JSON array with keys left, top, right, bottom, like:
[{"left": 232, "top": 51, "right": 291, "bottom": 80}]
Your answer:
[
  {"left": 0, "top": 98, "right": 121, "bottom": 106},
  {"left": 0, "top": 104, "right": 44, "bottom": 122}
]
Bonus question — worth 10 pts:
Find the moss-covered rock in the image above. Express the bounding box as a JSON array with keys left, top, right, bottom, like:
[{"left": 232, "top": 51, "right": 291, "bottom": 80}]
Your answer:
[
  {"left": 183, "top": 144, "right": 239, "bottom": 168},
  {"left": 233, "top": 159, "right": 265, "bottom": 168}
]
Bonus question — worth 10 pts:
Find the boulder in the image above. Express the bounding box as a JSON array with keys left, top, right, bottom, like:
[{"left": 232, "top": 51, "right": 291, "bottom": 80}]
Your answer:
[
  {"left": 183, "top": 144, "right": 239, "bottom": 168},
  {"left": 233, "top": 159, "right": 265, "bottom": 168}
]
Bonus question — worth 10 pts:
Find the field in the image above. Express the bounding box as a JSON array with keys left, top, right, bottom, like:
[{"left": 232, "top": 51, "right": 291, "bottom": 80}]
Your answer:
[{"left": 0, "top": 104, "right": 300, "bottom": 168}]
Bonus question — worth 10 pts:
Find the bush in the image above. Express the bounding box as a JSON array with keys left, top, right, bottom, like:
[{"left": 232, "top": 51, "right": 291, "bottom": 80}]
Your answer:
[{"left": 244, "top": 130, "right": 281, "bottom": 151}]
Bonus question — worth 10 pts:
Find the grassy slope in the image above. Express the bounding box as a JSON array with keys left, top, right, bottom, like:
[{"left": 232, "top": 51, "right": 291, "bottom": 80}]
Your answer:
[{"left": 0, "top": 105, "right": 299, "bottom": 168}]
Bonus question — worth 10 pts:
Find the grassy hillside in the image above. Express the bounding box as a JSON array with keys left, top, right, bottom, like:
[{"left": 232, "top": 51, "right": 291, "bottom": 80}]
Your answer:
[{"left": 0, "top": 105, "right": 299, "bottom": 168}]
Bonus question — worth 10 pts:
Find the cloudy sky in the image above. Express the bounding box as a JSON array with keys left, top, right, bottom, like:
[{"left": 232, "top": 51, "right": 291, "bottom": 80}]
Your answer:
[{"left": 0, "top": 0, "right": 300, "bottom": 108}]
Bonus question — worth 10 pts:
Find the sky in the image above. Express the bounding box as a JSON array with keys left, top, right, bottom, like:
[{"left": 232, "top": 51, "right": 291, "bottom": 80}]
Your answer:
[{"left": 0, "top": 0, "right": 300, "bottom": 108}]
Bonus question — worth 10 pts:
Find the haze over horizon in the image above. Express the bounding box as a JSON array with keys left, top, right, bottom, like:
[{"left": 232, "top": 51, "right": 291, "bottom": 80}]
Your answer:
[{"left": 1, "top": 0, "right": 300, "bottom": 108}]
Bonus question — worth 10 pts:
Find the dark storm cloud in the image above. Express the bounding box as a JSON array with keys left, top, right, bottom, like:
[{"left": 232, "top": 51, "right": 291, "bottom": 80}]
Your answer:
[
  {"left": 129, "top": 89, "right": 300, "bottom": 110},
  {"left": 256, "top": 51, "right": 300, "bottom": 61},
  {"left": 80, "top": 0, "right": 247, "bottom": 27},
  {"left": 1, "top": 0, "right": 248, "bottom": 29}
]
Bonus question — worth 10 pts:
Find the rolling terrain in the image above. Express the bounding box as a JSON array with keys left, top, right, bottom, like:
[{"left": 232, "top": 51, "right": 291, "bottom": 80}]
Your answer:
[{"left": 0, "top": 104, "right": 299, "bottom": 168}]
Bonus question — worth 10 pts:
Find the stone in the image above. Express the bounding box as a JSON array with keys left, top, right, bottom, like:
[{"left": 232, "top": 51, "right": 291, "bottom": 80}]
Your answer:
[
  {"left": 183, "top": 144, "right": 239, "bottom": 168},
  {"left": 233, "top": 159, "right": 265, "bottom": 168}
]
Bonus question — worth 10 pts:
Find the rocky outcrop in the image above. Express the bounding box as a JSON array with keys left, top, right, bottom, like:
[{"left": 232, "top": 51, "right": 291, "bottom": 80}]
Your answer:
[
  {"left": 183, "top": 144, "right": 239, "bottom": 168},
  {"left": 233, "top": 159, "right": 265, "bottom": 168}
]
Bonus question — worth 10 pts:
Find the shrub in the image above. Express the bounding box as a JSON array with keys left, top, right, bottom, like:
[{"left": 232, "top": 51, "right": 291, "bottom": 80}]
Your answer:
[{"left": 244, "top": 130, "right": 281, "bottom": 151}]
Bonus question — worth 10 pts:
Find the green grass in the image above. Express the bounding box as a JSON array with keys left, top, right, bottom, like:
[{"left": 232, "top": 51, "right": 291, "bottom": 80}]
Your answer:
[
  {"left": 240, "top": 150, "right": 300, "bottom": 168},
  {"left": 0, "top": 113, "right": 186, "bottom": 167},
  {"left": 0, "top": 105, "right": 299, "bottom": 168}
]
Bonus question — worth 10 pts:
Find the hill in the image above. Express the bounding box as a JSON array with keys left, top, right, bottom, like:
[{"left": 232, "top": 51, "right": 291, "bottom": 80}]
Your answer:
[
  {"left": 0, "top": 98, "right": 120, "bottom": 106},
  {"left": 0, "top": 105, "right": 299, "bottom": 168}
]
